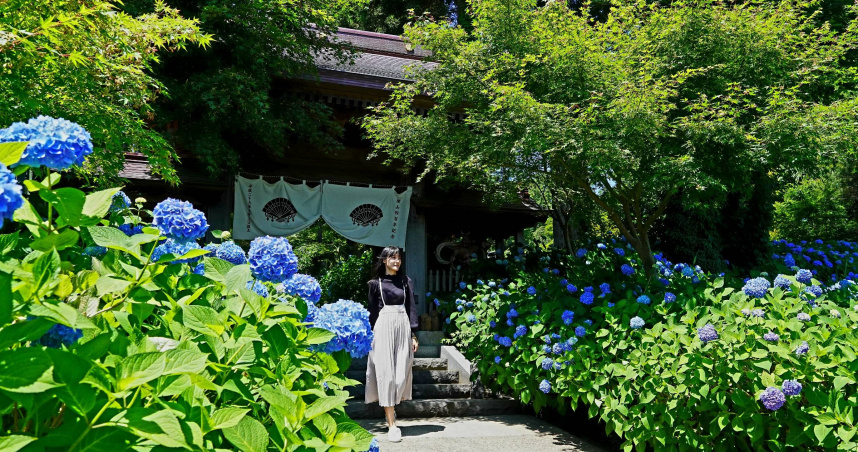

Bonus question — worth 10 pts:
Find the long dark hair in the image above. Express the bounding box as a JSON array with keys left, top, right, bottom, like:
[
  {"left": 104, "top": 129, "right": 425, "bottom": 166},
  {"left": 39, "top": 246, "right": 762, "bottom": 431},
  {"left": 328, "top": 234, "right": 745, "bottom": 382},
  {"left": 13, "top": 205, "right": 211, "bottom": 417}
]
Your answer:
[{"left": 370, "top": 246, "right": 404, "bottom": 281}]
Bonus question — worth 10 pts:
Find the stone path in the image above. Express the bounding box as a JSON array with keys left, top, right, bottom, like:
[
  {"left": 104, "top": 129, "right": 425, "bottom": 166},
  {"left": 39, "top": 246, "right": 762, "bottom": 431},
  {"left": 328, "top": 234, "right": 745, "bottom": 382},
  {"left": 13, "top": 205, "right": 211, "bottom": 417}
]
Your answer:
[{"left": 358, "top": 414, "right": 607, "bottom": 452}]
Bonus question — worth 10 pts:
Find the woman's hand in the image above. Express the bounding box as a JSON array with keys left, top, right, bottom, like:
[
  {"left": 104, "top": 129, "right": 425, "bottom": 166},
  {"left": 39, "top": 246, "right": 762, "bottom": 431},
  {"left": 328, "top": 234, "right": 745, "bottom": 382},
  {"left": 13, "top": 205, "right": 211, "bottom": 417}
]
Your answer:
[{"left": 411, "top": 337, "right": 419, "bottom": 353}]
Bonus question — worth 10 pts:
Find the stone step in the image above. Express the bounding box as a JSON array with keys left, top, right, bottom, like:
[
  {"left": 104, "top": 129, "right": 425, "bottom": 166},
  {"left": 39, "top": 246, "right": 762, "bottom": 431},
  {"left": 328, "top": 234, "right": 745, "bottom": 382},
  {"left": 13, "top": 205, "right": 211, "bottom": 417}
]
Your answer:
[
  {"left": 414, "top": 345, "right": 441, "bottom": 358},
  {"left": 350, "top": 357, "right": 448, "bottom": 372},
  {"left": 346, "top": 370, "right": 459, "bottom": 385},
  {"left": 345, "top": 398, "right": 521, "bottom": 419},
  {"left": 347, "top": 383, "right": 471, "bottom": 400}
]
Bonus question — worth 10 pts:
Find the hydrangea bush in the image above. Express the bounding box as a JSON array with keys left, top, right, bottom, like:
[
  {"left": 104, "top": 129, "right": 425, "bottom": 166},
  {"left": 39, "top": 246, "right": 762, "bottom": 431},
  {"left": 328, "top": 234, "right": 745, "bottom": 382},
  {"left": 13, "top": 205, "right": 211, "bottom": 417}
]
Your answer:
[
  {"left": 441, "top": 240, "right": 858, "bottom": 450},
  {"left": 0, "top": 118, "right": 376, "bottom": 452}
]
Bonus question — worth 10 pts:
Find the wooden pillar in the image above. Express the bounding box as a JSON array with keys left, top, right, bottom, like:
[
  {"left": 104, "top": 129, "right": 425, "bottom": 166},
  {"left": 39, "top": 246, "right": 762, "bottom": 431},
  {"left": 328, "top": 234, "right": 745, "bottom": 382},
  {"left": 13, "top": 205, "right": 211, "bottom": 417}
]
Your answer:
[{"left": 405, "top": 204, "right": 427, "bottom": 315}]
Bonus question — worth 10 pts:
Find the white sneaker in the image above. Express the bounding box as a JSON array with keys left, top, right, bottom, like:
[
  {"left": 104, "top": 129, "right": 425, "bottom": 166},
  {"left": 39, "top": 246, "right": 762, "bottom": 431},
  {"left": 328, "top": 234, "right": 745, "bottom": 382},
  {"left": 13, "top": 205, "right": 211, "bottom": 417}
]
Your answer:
[{"left": 388, "top": 426, "right": 402, "bottom": 443}]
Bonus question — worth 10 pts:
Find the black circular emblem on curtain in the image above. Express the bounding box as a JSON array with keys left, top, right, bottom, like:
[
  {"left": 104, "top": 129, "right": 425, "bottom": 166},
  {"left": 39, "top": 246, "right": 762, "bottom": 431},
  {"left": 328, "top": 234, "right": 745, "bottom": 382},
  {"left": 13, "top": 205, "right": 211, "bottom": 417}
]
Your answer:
[
  {"left": 350, "top": 204, "right": 383, "bottom": 227},
  {"left": 262, "top": 198, "right": 298, "bottom": 223}
]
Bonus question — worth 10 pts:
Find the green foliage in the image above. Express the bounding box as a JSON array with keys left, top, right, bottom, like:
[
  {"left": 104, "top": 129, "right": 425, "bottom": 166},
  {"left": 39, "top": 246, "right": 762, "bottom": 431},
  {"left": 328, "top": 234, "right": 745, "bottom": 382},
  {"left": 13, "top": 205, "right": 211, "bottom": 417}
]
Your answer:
[
  {"left": 338, "top": 0, "right": 459, "bottom": 34},
  {"left": 363, "top": 0, "right": 858, "bottom": 274},
  {"left": 0, "top": 155, "right": 371, "bottom": 449},
  {"left": 319, "top": 251, "right": 374, "bottom": 305},
  {"left": 774, "top": 177, "right": 858, "bottom": 242},
  {"left": 121, "top": 0, "right": 362, "bottom": 176},
  {"left": 442, "top": 244, "right": 858, "bottom": 451},
  {"left": 0, "top": 0, "right": 212, "bottom": 183},
  {"left": 287, "top": 223, "right": 370, "bottom": 281}
]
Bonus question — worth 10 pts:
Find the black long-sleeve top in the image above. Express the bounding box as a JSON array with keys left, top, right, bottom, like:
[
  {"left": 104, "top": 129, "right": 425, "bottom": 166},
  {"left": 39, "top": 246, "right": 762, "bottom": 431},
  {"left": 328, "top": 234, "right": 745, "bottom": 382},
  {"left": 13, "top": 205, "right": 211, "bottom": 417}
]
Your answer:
[{"left": 367, "top": 274, "right": 419, "bottom": 336}]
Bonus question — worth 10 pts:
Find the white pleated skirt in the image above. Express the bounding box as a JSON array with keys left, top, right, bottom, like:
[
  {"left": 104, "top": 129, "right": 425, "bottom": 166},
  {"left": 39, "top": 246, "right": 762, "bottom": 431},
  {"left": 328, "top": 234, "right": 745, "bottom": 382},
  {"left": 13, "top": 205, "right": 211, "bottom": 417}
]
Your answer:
[{"left": 365, "top": 304, "right": 413, "bottom": 407}]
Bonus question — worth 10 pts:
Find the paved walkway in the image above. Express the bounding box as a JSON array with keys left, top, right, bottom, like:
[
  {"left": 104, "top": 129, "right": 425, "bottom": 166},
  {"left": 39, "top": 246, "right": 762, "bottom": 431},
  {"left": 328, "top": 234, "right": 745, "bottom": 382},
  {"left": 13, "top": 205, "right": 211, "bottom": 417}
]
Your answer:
[{"left": 358, "top": 415, "right": 607, "bottom": 452}]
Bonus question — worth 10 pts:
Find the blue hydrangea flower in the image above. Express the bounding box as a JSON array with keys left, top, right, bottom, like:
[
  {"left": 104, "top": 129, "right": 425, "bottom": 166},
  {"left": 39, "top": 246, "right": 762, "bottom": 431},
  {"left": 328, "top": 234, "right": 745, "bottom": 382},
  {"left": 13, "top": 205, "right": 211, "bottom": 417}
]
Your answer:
[
  {"left": 192, "top": 263, "right": 205, "bottom": 275},
  {"left": 368, "top": 438, "right": 379, "bottom": 452},
  {"left": 763, "top": 331, "right": 779, "bottom": 342},
  {"left": 566, "top": 284, "right": 577, "bottom": 293},
  {"left": 434, "top": 298, "right": 441, "bottom": 306},
  {"left": 576, "top": 248, "right": 587, "bottom": 258},
  {"left": 526, "top": 286, "right": 537, "bottom": 295},
  {"left": 774, "top": 275, "right": 792, "bottom": 291},
  {"left": 630, "top": 316, "right": 644, "bottom": 329},
  {"left": 247, "top": 280, "right": 269, "bottom": 298},
  {"left": 597, "top": 243, "right": 607, "bottom": 250},
  {"left": 507, "top": 309, "right": 518, "bottom": 319},
  {"left": 152, "top": 198, "right": 209, "bottom": 240},
  {"left": 580, "top": 292, "right": 594, "bottom": 305},
  {"left": 539, "top": 379, "right": 551, "bottom": 393},
  {"left": 309, "top": 299, "right": 373, "bottom": 358},
  {"left": 279, "top": 273, "right": 322, "bottom": 303},
  {"left": 110, "top": 191, "right": 131, "bottom": 212},
  {"left": 575, "top": 326, "right": 586, "bottom": 337},
  {"left": 514, "top": 325, "right": 527, "bottom": 339},
  {"left": 831, "top": 309, "right": 841, "bottom": 318},
  {"left": 614, "top": 248, "right": 625, "bottom": 257},
  {"left": 490, "top": 321, "right": 497, "bottom": 328},
  {"left": 0, "top": 116, "right": 93, "bottom": 169},
  {"left": 742, "top": 277, "right": 770, "bottom": 298},
  {"left": 784, "top": 254, "right": 796, "bottom": 268},
  {"left": 621, "top": 264, "right": 635, "bottom": 276},
  {"left": 498, "top": 336, "right": 513, "bottom": 347},
  {"left": 584, "top": 286, "right": 594, "bottom": 293},
  {"left": 459, "top": 281, "right": 467, "bottom": 289},
  {"left": 467, "top": 314, "right": 476, "bottom": 323},
  {"left": 636, "top": 295, "right": 651, "bottom": 305},
  {"left": 698, "top": 324, "right": 718, "bottom": 343},
  {"left": 796, "top": 342, "right": 809, "bottom": 358},
  {"left": 584, "top": 319, "right": 593, "bottom": 326},
  {"left": 34, "top": 323, "right": 83, "bottom": 348},
  {"left": 552, "top": 343, "right": 563, "bottom": 354},
  {"left": 542, "top": 345, "right": 551, "bottom": 353},
  {"left": 83, "top": 245, "right": 107, "bottom": 257},
  {"left": 203, "top": 243, "right": 219, "bottom": 254},
  {"left": 152, "top": 238, "right": 201, "bottom": 264},
  {"left": 0, "top": 164, "right": 23, "bottom": 227},
  {"left": 216, "top": 241, "right": 247, "bottom": 265},
  {"left": 477, "top": 279, "right": 485, "bottom": 285},
  {"left": 804, "top": 285, "right": 823, "bottom": 298},
  {"left": 599, "top": 283, "right": 611, "bottom": 294},
  {"left": 659, "top": 278, "right": 670, "bottom": 286},
  {"left": 457, "top": 306, "right": 464, "bottom": 312},
  {"left": 781, "top": 380, "right": 802, "bottom": 397},
  {"left": 506, "top": 318, "right": 514, "bottom": 326},
  {"left": 488, "top": 281, "right": 497, "bottom": 288},
  {"left": 562, "top": 310, "right": 575, "bottom": 325},
  {"left": 760, "top": 387, "right": 786, "bottom": 411},
  {"left": 664, "top": 292, "right": 676, "bottom": 303},
  {"left": 494, "top": 356, "right": 501, "bottom": 364},
  {"left": 565, "top": 337, "right": 578, "bottom": 349},
  {"left": 541, "top": 358, "right": 554, "bottom": 370},
  {"left": 681, "top": 267, "right": 695, "bottom": 278},
  {"left": 796, "top": 312, "right": 811, "bottom": 322},
  {"left": 796, "top": 269, "right": 813, "bottom": 284},
  {"left": 118, "top": 224, "right": 144, "bottom": 236},
  {"left": 248, "top": 236, "right": 298, "bottom": 282}
]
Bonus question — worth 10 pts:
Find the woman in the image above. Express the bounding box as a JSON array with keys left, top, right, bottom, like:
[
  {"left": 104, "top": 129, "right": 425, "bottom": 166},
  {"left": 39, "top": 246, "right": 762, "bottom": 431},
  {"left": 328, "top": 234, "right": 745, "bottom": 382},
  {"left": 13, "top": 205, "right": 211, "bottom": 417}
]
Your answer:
[{"left": 364, "top": 246, "right": 419, "bottom": 443}]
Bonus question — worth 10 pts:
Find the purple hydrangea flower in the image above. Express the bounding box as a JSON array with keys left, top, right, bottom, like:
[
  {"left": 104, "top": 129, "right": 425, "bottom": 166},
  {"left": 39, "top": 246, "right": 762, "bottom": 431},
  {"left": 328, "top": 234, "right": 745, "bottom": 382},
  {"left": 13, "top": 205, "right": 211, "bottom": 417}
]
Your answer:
[
  {"left": 698, "top": 324, "right": 718, "bottom": 343},
  {"left": 760, "top": 387, "right": 786, "bottom": 411},
  {"left": 763, "top": 331, "right": 780, "bottom": 342},
  {"left": 782, "top": 380, "right": 802, "bottom": 396}
]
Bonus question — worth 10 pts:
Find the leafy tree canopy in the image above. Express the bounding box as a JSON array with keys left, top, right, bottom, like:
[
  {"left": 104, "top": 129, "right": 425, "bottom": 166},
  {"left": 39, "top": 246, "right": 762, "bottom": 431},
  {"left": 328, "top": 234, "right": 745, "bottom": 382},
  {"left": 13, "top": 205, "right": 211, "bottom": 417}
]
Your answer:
[
  {"left": 0, "top": 0, "right": 212, "bottom": 183},
  {"left": 363, "top": 0, "right": 858, "bottom": 275},
  {"left": 339, "top": 0, "right": 459, "bottom": 34},
  {"left": 123, "top": 0, "right": 365, "bottom": 176}
]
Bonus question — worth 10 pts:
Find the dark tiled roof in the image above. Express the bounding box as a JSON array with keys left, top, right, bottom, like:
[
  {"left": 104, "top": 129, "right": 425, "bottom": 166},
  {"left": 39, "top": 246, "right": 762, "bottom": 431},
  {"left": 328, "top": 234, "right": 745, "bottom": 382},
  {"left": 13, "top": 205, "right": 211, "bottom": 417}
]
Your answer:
[
  {"left": 315, "top": 51, "right": 435, "bottom": 82},
  {"left": 336, "top": 27, "right": 431, "bottom": 59}
]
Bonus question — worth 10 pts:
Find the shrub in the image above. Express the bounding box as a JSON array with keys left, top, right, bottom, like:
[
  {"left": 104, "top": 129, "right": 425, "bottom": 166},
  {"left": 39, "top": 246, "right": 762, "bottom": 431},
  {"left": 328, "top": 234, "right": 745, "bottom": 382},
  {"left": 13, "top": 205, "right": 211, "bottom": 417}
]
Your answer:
[
  {"left": 441, "top": 240, "right": 858, "bottom": 451},
  {"left": 0, "top": 119, "right": 374, "bottom": 451}
]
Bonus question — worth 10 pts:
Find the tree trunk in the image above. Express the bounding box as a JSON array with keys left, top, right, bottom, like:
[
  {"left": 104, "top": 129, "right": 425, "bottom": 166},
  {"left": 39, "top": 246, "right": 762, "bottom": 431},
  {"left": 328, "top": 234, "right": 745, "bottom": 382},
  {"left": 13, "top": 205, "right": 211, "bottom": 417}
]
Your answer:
[{"left": 551, "top": 203, "right": 575, "bottom": 254}]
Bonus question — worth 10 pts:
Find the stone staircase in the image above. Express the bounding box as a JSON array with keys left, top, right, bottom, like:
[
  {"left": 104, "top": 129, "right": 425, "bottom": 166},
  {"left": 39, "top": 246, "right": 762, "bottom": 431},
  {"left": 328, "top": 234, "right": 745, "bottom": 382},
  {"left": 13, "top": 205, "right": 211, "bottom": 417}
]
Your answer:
[{"left": 344, "top": 345, "right": 520, "bottom": 419}]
